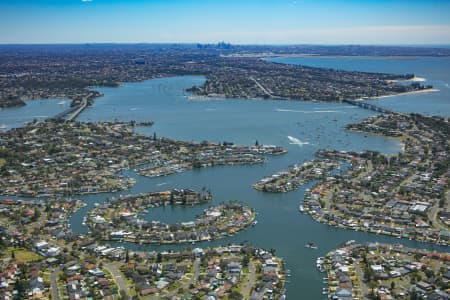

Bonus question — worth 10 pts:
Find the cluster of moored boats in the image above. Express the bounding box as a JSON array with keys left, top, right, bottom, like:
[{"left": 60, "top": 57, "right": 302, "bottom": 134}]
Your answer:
[{"left": 316, "top": 256, "right": 325, "bottom": 272}]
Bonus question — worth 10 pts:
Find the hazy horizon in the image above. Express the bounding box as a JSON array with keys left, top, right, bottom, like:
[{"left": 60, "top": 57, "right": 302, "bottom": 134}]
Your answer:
[
  {"left": 1, "top": 42, "right": 450, "bottom": 47},
  {"left": 1, "top": 0, "right": 450, "bottom": 45}
]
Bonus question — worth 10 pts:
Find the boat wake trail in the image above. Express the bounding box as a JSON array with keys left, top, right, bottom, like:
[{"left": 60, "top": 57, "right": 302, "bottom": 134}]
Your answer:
[{"left": 287, "top": 136, "right": 311, "bottom": 146}]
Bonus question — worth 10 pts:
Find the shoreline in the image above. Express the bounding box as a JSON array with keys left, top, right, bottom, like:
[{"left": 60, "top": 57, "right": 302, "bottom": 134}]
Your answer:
[
  {"left": 87, "top": 205, "right": 256, "bottom": 245},
  {"left": 226, "top": 53, "right": 425, "bottom": 60},
  {"left": 301, "top": 114, "right": 450, "bottom": 247},
  {"left": 408, "top": 76, "right": 426, "bottom": 82},
  {"left": 348, "top": 128, "right": 406, "bottom": 152},
  {"left": 386, "top": 76, "right": 426, "bottom": 83},
  {"left": 303, "top": 198, "right": 448, "bottom": 246},
  {"left": 364, "top": 87, "right": 439, "bottom": 101},
  {"left": 188, "top": 84, "right": 438, "bottom": 103}
]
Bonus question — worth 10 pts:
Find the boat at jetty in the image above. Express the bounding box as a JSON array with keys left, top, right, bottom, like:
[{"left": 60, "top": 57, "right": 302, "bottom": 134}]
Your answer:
[{"left": 316, "top": 257, "right": 325, "bottom": 272}]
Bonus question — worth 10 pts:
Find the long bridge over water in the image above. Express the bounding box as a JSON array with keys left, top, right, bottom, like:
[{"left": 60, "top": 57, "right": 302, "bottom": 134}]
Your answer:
[
  {"left": 51, "top": 93, "right": 91, "bottom": 121},
  {"left": 50, "top": 92, "right": 395, "bottom": 122},
  {"left": 342, "top": 99, "right": 395, "bottom": 114}
]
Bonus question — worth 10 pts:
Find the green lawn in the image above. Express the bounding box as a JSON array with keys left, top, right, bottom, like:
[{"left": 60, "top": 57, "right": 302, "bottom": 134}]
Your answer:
[{"left": 6, "top": 247, "right": 44, "bottom": 263}]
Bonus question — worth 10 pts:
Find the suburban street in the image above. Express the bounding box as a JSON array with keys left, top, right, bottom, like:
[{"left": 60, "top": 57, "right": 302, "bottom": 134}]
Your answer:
[
  {"left": 104, "top": 263, "right": 131, "bottom": 299},
  {"left": 242, "top": 261, "right": 257, "bottom": 298},
  {"left": 50, "top": 268, "right": 61, "bottom": 300}
]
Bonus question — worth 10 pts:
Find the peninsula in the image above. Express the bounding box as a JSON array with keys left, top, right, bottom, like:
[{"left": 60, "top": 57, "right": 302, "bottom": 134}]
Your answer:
[
  {"left": 0, "top": 120, "right": 286, "bottom": 197},
  {"left": 253, "top": 159, "right": 341, "bottom": 193},
  {"left": 0, "top": 44, "right": 437, "bottom": 108},
  {"left": 87, "top": 189, "right": 255, "bottom": 244},
  {"left": 304, "top": 114, "right": 450, "bottom": 245},
  {"left": 255, "top": 113, "right": 449, "bottom": 245}
]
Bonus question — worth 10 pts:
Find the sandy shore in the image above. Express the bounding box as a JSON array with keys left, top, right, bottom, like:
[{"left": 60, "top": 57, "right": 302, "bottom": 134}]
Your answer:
[
  {"left": 278, "top": 54, "right": 419, "bottom": 60},
  {"left": 409, "top": 76, "right": 426, "bottom": 82},
  {"left": 224, "top": 53, "right": 419, "bottom": 60},
  {"left": 369, "top": 88, "right": 439, "bottom": 100},
  {"left": 187, "top": 95, "right": 267, "bottom": 101},
  {"left": 387, "top": 76, "right": 427, "bottom": 83},
  {"left": 188, "top": 86, "right": 439, "bottom": 103}
]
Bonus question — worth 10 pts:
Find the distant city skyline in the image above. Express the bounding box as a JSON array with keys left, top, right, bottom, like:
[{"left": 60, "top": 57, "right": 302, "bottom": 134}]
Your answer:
[{"left": 1, "top": 0, "right": 450, "bottom": 45}]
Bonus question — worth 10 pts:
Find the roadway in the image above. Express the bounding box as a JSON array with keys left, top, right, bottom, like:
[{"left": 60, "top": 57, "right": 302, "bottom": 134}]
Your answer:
[
  {"left": 249, "top": 76, "right": 275, "bottom": 98},
  {"left": 51, "top": 92, "right": 91, "bottom": 121},
  {"left": 148, "top": 258, "right": 201, "bottom": 300},
  {"left": 242, "top": 261, "right": 257, "bottom": 298},
  {"left": 342, "top": 99, "right": 395, "bottom": 114},
  {"left": 104, "top": 262, "right": 131, "bottom": 299},
  {"left": 50, "top": 267, "right": 61, "bottom": 300},
  {"left": 66, "top": 94, "right": 89, "bottom": 121}
]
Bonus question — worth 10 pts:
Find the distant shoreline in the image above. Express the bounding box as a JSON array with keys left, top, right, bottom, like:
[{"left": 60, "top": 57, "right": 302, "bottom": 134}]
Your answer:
[
  {"left": 188, "top": 86, "right": 439, "bottom": 103},
  {"left": 386, "top": 76, "right": 426, "bottom": 83},
  {"left": 225, "top": 53, "right": 441, "bottom": 60},
  {"left": 367, "top": 87, "right": 439, "bottom": 100},
  {"left": 267, "top": 54, "right": 421, "bottom": 60}
]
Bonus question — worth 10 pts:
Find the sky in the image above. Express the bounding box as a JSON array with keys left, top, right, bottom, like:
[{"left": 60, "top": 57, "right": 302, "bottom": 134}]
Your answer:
[{"left": 1, "top": 0, "right": 450, "bottom": 45}]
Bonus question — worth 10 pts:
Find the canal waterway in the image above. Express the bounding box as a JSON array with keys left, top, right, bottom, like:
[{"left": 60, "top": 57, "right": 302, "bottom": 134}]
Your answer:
[{"left": 1, "top": 56, "right": 449, "bottom": 299}]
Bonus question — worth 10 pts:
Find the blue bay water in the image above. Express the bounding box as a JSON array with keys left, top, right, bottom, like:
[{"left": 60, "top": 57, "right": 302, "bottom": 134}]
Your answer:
[
  {"left": 0, "top": 98, "right": 70, "bottom": 131},
  {"left": 1, "top": 57, "right": 449, "bottom": 299},
  {"left": 75, "top": 74, "right": 447, "bottom": 299},
  {"left": 267, "top": 56, "right": 450, "bottom": 116}
]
